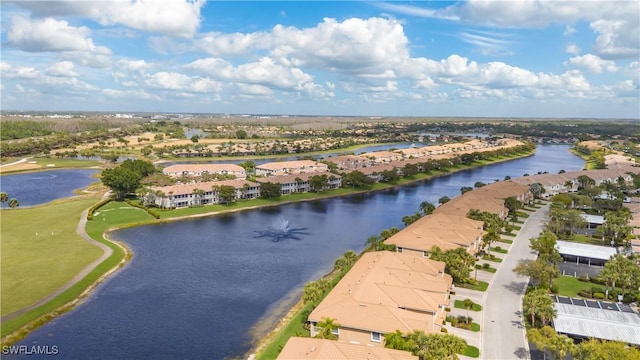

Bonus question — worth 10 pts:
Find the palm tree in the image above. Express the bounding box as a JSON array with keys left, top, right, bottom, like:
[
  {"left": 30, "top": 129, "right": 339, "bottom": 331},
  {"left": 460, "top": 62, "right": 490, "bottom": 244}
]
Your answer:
[
  {"left": 419, "top": 201, "right": 436, "bottom": 215},
  {"left": 0, "top": 192, "right": 8, "bottom": 208},
  {"left": 462, "top": 298, "right": 475, "bottom": 324},
  {"left": 315, "top": 317, "right": 340, "bottom": 340},
  {"left": 8, "top": 198, "right": 19, "bottom": 209}
]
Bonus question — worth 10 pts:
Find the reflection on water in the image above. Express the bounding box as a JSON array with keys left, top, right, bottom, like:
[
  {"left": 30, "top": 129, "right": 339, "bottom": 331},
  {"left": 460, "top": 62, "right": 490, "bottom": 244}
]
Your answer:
[{"left": 13, "top": 146, "right": 584, "bottom": 360}]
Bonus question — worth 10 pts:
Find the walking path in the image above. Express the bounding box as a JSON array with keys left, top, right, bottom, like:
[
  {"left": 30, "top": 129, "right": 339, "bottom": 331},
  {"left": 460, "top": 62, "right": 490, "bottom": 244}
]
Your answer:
[
  {"left": 480, "top": 204, "right": 549, "bottom": 360},
  {"left": 1, "top": 192, "right": 114, "bottom": 322},
  {"left": 0, "top": 157, "right": 29, "bottom": 168}
]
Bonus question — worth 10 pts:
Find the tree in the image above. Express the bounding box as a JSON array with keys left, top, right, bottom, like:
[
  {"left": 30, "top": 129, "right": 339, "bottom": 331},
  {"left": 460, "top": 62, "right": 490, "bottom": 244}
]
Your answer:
[
  {"left": 402, "top": 163, "right": 419, "bottom": 177},
  {"left": 461, "top": 298, "right": 475, "bottom": 324},
  {"left": 460, "top": 186, "right": 473, "bottom": 195},
  {"left": 574, "top": 338, "right": 640, "bottom": 360},
  {"left": 504, "top": 196, "right": 523, "bottom": 216},
  {"left": 481, "top": 231, "right": 501, "bottom": 255},
  {"left": 101, "top": 166, "right": 143, "bottom": 200},
  {"left": 190, "top": 135, "right": 199, "bottom": 143},
  {"left": 239, "top": 161, "right": 255, "bottom": 173},
  {"left": 529, "top": 183, "right": 546, "bottom": 199},
  {"left": 474, "top": 181, "right": 486, "bottom": 188},
  {"left": 309, "top": 174, "right": 329, "bottom": 192},
  {"left": 315, "top": 317, "right": 340, "bottom": 340},
  {"left": 419, "top": 201, "right": 435, "bottom": 215},
  {"left": 402, "top": 212, "right": 422, "bottom": 226},
  {"left": 380, "top": 169, "right": 400, "bottom": 182},
  {"left": 529, "top": 231, "right": 561, "bottom": 265},
  {"left": 0, "top": 192, "right": 8, "bottom": 207},
  {"left": 235, "top": 129, "right": 248, "bottom": 139},
  {"left": 218, "top": 185, "right": 237, "bottom": 204},
  {"left": 600, "top": 254, "right": 640, "bottom": 298},
  {"left": 577, "top": 175, "right": 595, "bottom": 190},
  {"left": 404, "top": 330, "right": 467, "bottom": 360},
  {"left": 8, "top": 198, "right": 19, "bottom": 209},
  {"left": 303, "top": 281, "right": 324, "bottom": 306},
  {"left": 344, "top": 170, "right": 374, "bottom": 187},
  {"left": 513, "top": 259, "right": 559, "bottom": 289},
  {"left": 438, "top": 196, "right": 451, "bottom": 205},
  {"left": 259, "top": 182, "right": 281, "bottom": 199},
  {"left": 523, "top": 289, "right": 556, "bottom": 328},
  {"left": 383, "top": 330, "right": 413, "bottom": 351},
  {"left": 443, "top": 247, "right": 476, "bottom": 284}
]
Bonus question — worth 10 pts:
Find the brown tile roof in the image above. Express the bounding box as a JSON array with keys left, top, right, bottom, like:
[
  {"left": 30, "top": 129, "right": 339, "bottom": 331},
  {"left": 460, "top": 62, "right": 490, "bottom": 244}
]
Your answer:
[
  {"left": 277, "top": 337, "right": 417, "bottom": 360},
  {"left": 309, "top": 251, "right": 451, "bottom": 334},
  {"left": 385, "top": 213, "right": 484, "bottom": 252},
  {"left": 255, "top": 172, "right": 340, "bottom": 184},
  {"left": 256, "top": 160, "right": 328, "bottom": 170},
  {"left": 162, "top": 163, "right": 245, "bottom": 174}
]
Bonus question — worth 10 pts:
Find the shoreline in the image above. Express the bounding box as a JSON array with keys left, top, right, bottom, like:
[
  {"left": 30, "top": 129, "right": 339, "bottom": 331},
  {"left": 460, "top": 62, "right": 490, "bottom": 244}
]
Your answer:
[{"left": 0, "top": 148, "right": 534, "bottom": 347}]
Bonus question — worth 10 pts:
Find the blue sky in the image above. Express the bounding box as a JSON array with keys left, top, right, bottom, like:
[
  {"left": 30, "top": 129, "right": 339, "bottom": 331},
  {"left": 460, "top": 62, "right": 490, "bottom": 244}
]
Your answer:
[{"left": 1, "top": 1, "right": 638, "bottom": 118}]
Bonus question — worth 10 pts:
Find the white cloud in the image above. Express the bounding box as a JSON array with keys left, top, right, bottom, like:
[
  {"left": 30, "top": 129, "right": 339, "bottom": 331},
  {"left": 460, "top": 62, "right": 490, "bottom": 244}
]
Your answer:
[
  {"left": 7, "top": 15, "right": 111, "bottom": 54},
  {"left": 564, "top": 25, "right": 576, "bottom": 37},
  {"left": 1, "top": 62, "right": 40, "bottom": 79},
  {"left": 101, "top": 88, "right": 160, "bottom": 100},
  {"left": 590, "top": 19, "right": 639, "bottom": 59},
  {"left": 565, "top": 44, "right": 580, "bottom": 55},
  {"left": 145, "top": 72, "right": 222, "bottom": 93},
  {"left": 13, "top": 0, "right": 205, "bottom": 38},
  {"left": 457, "top": 30, "right": 515, "bottom": 56},
  {"left": 568, "top": 54, "right": 618, "bottom": 74},
  {"left": 45, "top": 61, "right": 78, "bottom": 77}
]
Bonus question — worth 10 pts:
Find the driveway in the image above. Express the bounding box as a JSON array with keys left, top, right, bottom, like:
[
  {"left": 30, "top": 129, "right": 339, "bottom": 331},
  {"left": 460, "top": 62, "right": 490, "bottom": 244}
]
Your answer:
[{"left": 480, "top": 204, "right": 549, "bottom": 360}]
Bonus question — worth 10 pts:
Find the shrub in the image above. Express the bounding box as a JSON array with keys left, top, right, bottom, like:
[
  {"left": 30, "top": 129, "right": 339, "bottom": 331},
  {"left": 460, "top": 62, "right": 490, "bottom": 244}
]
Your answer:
[
  {"left": 577, "top": 289, "right": 592, "bottom": 298},
  {"left": 590, "top": 277, "right": 606, "bottom": 285},
  {"left": 450, "top": 291, "right": 456, "bottom": 295},
  {"left": 441, "top": 327, "right": 448, "bottom": 333},
  {"left": 482, "top": 263, "right": 491, "bottom": 269},
  {"left": 495, "top": 246, "right": 502, "bottom": 251},
  {"left": 578, "top": 274, "right": 590, "bottom": 282},
  {"left": 550, "top": 284, "right": 559, "bottom": 294},
  {"left": 593, "top": 292, "right": 605, "bottom": 299},
  {"left": 445, "top": 307, "right": 451, "bottom": 312},
  {"left": 87, "top": 197, "right": 112, "bottom": 220}
]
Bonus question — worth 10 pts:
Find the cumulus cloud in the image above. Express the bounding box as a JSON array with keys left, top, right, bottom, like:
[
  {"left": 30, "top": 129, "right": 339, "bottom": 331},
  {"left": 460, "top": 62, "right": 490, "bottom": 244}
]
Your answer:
[
  {"left": 565, "top": 44, "right": 580, "bottom": 55},
  {"left": 568, "top": 54, "right": 618, "bottom": 74},
  {"left": 101, "top": 88, "right": 160, "bottom": 100},
  {"left": 1, "top": 62, "right": 40, "bottom": 79},
  {"left": 45, "top": 61, "right": 78, "bottom": 77},
  {"left": 13, "top": 0, "right": 205, "bottom": 38},
  {"left": 7, "top": 15, "right": 111, "bottom": 54},
  {"left": 145, "top": 72, "right": 222, "bottom": 93}
]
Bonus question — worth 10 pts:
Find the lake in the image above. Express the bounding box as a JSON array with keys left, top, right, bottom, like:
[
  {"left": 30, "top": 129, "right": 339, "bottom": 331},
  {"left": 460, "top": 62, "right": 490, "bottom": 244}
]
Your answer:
[
  {"left": 12, "top": 145, "right": 584, "bottom": 359},
  {"left": 0, "top": 169, "right": 99, "bottom": 207}
]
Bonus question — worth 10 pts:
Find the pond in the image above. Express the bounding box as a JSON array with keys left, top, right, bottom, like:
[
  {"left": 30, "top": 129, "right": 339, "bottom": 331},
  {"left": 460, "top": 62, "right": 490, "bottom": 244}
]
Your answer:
[
  {"left": 0, "top": 169, "right": 99, "bottom": 207},
  {"left": 12, "top": 145, "right": 584, "bottom": 359}
]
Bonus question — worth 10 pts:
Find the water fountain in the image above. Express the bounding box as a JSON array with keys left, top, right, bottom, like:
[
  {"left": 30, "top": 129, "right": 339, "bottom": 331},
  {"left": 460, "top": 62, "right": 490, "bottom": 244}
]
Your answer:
[{"left": 254, "top": 216, "right": 310, "bottom": 242}]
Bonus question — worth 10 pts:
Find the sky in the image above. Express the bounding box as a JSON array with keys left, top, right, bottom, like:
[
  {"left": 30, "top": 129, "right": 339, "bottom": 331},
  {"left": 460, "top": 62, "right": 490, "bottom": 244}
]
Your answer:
[{"left": 1, "top": 0, "right": 639, "bottom": 118}]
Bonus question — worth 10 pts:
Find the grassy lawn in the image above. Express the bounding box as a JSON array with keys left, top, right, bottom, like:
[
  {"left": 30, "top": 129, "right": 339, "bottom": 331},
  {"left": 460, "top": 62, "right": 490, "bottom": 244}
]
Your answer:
[
  {"left": 569, "top": 234, "right": 605, "bottom": 246},
  {"left": 490, "top": 246, "right": 508, "bottom": 254},
  {"left": 471, "top": 323, "right": 480, "bottom": 332},
  {"left": 454, "top": 299, "right": 482, "bottom": 311},
  {"left": 511, "top": 225, "right": 522, "bottom": 230},
  {"left": 482, "top": 255, "right": 502, "bottom": 263},
  {"left": 515, "top": 211, "right": 530, "bottom": 218},
  {"left": 0, "top": 198, "right": 104, "bottom": 316},
  {"left": 463, "top": 345, "right": 480, "bottom": 358},
  {"left": 552, "top": 276, "right": 621, "bottom": 298},
  {"left": 458, "top": 281, "right": 489, "bottom": 292},
  {"left": 477, "top": 265, "right": 497, "bottom": 273},
  {"left": 499, "top": 238, "right": 514, "bottom": 244},
  {"left": 1, "top": 199, "right": 153, "bottom": 341},
  {"left": 256, "top": 303, "right": 312, "bottom": 360}
]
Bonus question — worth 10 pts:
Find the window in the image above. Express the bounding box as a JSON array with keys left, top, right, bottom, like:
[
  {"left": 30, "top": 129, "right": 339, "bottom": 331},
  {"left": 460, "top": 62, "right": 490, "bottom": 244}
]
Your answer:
[
  {"left": 371, "top": 332, "right": 381, "bottom": 343},
  {"left": 423, "top": 251, "right": 428, "bottom": 258},
  {"left": 397, "top": 247, "right": 403, "bottom": 253},
  {"left": 332, "top": 328, "right": 339, "bottom": 337}
]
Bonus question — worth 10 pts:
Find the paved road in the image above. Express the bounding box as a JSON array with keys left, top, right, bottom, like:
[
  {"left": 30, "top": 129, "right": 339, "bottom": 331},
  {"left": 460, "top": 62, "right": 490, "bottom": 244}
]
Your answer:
[
  {"left": 1, "top": 192, "right": 114, "bottom": 322},
  {"left": 480, "top": 205, "right": 549, "bottom": 360}
]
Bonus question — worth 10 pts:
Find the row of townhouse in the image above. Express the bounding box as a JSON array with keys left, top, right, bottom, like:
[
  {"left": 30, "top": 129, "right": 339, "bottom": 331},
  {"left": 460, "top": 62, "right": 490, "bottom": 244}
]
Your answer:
[
  {"left": 148, "top": 173, "right": 342, "bottom": 208},
  {"left": 513, "top": 166, "right": 638, "bottom": 198},
  {"left": 255, "top": 160, "right": 329, "bottom": 176},
  {"left": 307, "top": 251, "right": 453, "bottom": 348},
  {"left": 161, "top": 164, "right": 247, "bottom": 179},
  {"left": 255, "top": 172, "right": 342, "bottom": 194},
  {"left": 148, "top": 179, "right": 260, "bottom": 208}
]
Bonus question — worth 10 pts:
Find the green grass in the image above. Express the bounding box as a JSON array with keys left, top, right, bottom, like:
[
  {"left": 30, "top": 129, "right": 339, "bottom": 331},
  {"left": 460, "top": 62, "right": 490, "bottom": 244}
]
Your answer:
[
  {"left": 482, "top": 255, "right": 502, "bottom": 263},
  {"left": 454, "top": 300, "right": 482, "bottom": 311},
  {"left": 463, "top": 345, "right": 480, "bottom": 358},
  {"left": 477, "top": 265, "right": 497, "bottom": 273},
  {"left": 552, "top": 276, "right": 622, "bottom": 298},
  {"left": 515, "top": 211, "right": 530, "bottom": 218},
  {"left": 499, "top": 238, "right": 513, "bottom": 244},
  {"left": 490, "top": 246, "right": 508, "bottom": 254},
  {"left": 0, "top": 198, "right": 104, "bottom": 316},
  {"left": 458, "top": 281, "right": 489, "bottom": 292},
  {"left": 569, "top": 234, "right": 605, "bottom": 246},
  {"left": 471, "top": 322, "right": 481, "bottom": 332},
  {"left": 256, "top": 303, "right": 312, "bottom": 360},
  {"left": 32, "top": 157, "right": 103, "bottom": 168},
  {"left": 511, "top": 225, "right": 522, "bottom": 230},
  {"left": 1, "top": 199, "right": 152, "bottom": 342}
]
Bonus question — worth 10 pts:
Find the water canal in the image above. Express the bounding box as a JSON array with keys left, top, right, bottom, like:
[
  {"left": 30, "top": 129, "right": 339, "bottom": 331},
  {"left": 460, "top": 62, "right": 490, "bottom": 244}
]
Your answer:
[{"left": 13, "top": 145, "right": 584, "bottom": 359}]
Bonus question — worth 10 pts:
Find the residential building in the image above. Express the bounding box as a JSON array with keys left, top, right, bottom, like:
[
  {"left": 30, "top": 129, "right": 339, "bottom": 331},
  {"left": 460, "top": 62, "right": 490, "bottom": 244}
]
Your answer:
[
  {"left": 162, "top": 164, "right": 246, "bottom": 179},
  {"left": 256, "top": 173, "right": 342, "bottom": 195},
  {"left": 277, "top": 337, "right": 417, "bottom": 360},
  {"left": 308, "top": 251, "right": 452, "bottom": 347},
  {"left": 385, "top": 213, "right": 484, "bottom": 256},
  {"left": 148, "top": 179, "right": 260, "bottom": 208},
  {"left": 255, "top": 160, "right": 329, "bottom": 177}
]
